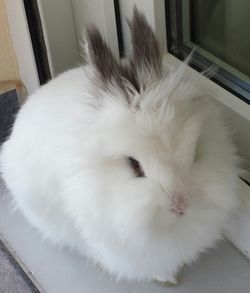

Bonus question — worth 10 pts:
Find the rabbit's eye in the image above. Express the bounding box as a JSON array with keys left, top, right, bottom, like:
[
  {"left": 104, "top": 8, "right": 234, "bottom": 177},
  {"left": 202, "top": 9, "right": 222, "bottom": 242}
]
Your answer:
[{"left": 128, "top": 157, "right": 145, "bottom": 177}]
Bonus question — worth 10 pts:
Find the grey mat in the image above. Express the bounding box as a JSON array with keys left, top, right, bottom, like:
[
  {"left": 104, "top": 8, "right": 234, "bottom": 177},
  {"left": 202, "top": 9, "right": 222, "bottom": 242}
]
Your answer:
[
  {"left": 0, "top": 239, "right": 39, "bottom": 293},
  {"left": 0, "top": 89, "right": 19, "bottom": 144}
]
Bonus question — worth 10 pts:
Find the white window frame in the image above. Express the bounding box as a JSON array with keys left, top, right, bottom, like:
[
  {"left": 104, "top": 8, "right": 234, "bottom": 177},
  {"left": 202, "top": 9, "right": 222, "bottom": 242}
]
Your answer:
[{"left": 4, "top": 0, "right": 40, "bottom": 95}]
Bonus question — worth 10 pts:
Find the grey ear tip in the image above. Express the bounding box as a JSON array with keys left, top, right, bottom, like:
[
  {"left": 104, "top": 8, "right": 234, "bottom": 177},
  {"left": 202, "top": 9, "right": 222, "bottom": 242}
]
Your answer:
[
  {"left": 132, "top": 5, "right": 147, "bottom": 23},
  {"left": 132, "top": 4, "right": 141, "bottom": 17},
  {"left": 125, "top": 16, "right": 132, "bottom": 28},
  {"left": 86, "top": 25, "right": 102, "bottom": 40},
  {"left": 132, "top": 4, "right": 138, "bottom": 13},
  {"left": 86, "top": 24, "right": 96, "bottom": 34}
]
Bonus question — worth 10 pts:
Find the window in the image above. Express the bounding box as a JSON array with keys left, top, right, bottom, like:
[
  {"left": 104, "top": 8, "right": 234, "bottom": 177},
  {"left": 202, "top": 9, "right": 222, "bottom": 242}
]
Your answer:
[{"left": 166, "top": 0, "right": 250, "bottom": 104}]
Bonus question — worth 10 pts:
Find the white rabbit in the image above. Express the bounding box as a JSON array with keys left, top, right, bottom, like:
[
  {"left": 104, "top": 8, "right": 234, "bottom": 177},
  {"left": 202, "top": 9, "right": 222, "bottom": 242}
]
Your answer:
[{"left": 0, "top": 8, "right": 241, "bottom": 284}]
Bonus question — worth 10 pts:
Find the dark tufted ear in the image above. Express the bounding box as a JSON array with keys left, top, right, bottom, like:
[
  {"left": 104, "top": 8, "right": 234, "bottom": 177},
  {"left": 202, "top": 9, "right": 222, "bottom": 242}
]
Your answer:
[
  {"left": 84, "top": 26, "right": 140, "bottom": 96},
  {"left": 84, "top": 9, "right": 161, "bottom": 97},
  {"left": 84, "top": 26, "right": 121, "bottom": 88},
  {"left": 128, "top": 7, "right": 161, "bottom": 88}
]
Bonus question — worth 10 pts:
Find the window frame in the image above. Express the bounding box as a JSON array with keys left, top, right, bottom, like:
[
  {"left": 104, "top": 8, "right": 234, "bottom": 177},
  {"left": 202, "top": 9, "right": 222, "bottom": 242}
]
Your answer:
[
  {"left": 23, "top": 0, "right": 51, "bottom": 85},
  {"left": 165, "top": 0, "right": 250, "bottom": 104},
  {"left": 4, "top": 0, "right": 40, "bottom": 95}
]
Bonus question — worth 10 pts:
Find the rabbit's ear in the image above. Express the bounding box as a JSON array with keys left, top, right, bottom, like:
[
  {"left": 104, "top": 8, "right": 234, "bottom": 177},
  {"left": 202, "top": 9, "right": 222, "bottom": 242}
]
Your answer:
[
  {"left": 128, "top": 7, "right": 161, "bottom": 89},
  {"left": 84, "top": 26, "right": 139, "bottom": 96},
  {"left": 84, "top": 26, "right": 120, "bottom": 87}
]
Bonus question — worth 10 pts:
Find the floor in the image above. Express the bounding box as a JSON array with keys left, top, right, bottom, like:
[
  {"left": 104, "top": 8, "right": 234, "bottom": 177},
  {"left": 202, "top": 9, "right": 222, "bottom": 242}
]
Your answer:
[
  {"left": 0, "top": 239, "right": 39, "bottom": 293},
  {"left": 0, "top": 177, "right": 249, "bottom": 293}
]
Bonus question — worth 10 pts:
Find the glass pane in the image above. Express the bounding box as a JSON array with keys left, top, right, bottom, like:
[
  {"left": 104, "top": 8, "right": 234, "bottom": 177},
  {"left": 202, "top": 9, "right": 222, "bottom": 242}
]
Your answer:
[
  {"left": 189, "top": 0, "right": 250, "bottom": 80},
  {"left": 166, "top": 0, "right": 250, "bottom": 102}
]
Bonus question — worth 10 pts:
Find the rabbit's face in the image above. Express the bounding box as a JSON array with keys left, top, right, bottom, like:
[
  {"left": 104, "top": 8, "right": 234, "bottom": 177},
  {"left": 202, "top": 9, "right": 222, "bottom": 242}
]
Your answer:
[
  {"left": 87, "top": 98, "right": 237, "bottom": 247},
  {"left": 86, "top": 99, "right": 204, "bottom": 238}
]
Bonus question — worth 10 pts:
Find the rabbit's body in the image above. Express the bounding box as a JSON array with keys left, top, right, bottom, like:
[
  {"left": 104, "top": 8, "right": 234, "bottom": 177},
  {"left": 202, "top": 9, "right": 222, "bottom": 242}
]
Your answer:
[{"left": 0, "top": 9, "right": 240, "bottom": 283}]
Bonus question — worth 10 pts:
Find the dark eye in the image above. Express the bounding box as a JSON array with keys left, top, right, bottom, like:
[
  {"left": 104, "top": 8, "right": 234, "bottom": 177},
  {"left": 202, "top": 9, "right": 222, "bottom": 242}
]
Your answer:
[{"left": 128, "top": 157, "right": 145, "bottom": 177}]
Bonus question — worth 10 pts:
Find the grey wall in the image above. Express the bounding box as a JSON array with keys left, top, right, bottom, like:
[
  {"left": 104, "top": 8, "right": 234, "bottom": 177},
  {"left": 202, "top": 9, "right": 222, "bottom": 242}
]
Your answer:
[{"left": 39, "top": 0, "right": 79, "bottom": 75}]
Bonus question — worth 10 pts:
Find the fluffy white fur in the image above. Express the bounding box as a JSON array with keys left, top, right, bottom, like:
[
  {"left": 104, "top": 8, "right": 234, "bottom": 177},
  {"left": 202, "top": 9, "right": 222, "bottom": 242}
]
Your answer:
[{"left": 0, "top": 11, "right": 241, "bottom": 284}]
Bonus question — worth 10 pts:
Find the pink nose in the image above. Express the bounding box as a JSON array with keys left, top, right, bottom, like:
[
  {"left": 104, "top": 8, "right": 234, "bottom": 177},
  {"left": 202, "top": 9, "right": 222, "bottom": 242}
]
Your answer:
[{"left": 170, "top": 194, "right": 187, "bottom": 216}]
